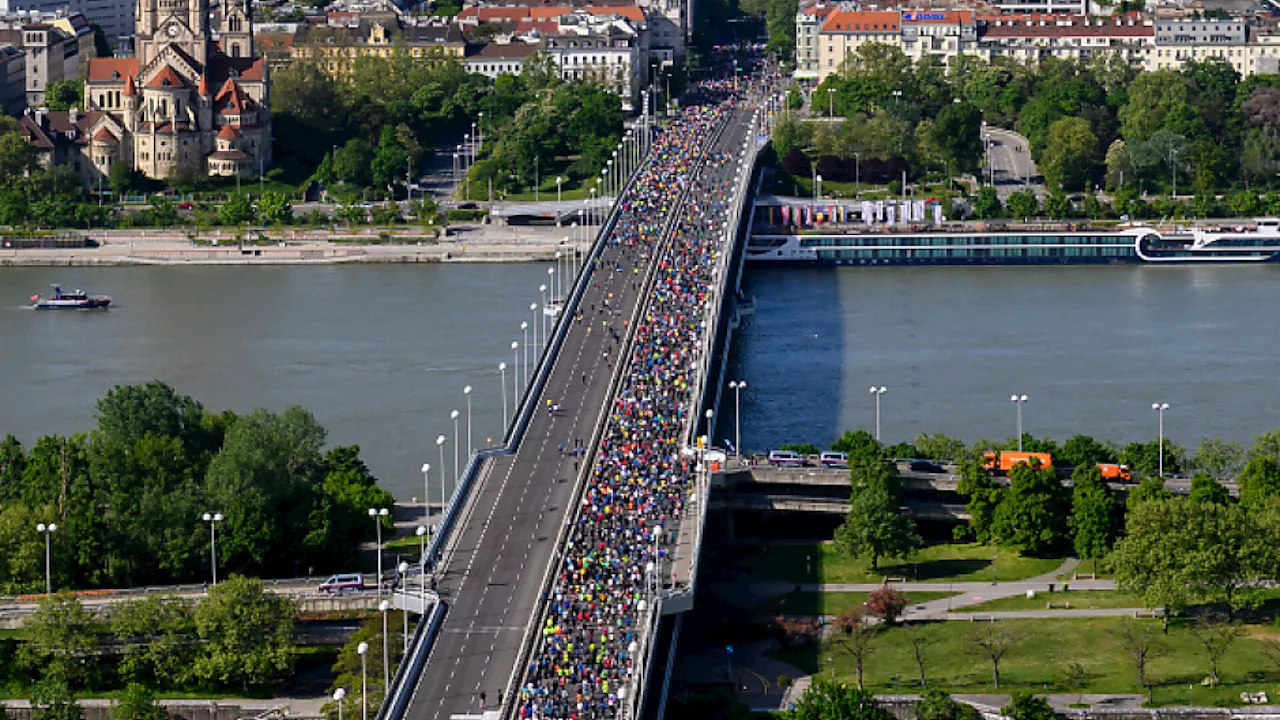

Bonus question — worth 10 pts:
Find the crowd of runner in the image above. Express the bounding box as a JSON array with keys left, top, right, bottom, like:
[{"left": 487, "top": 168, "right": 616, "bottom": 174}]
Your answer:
[{"left": 516, "top": 80, "right": 751, "bottom": 719}]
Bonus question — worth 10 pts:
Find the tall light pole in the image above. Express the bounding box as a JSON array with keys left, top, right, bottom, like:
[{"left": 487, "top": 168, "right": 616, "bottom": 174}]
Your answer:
[
  {"left": 357, "top": 642, "right": 369, "bottom": 720},
  {"left": 499, "top": 362, "right": 509, "bottom": 432},
  {"left": 436, "top": 436, "right": 446, "bottom": 511},
  {"left": 1011, "top": 394, "right": 1028, "bottom": 451},
  {"left": 540, "top": 284, "right": 549, "bottom": 343},
  {"left": 416, "top": 525, "right": 427, "bottom": 568},
  {"left": 728, "top": 380, "right": 746, "bottom": 458},
  {"left": 451, "top": 409, "right": 460, "bottom": 488},
  {"left": 36, "top": 522, "right": 56, "bottom": 594},
  {"left": 419, "top": 463, "right": 430, "bottom": 521},
  {"left": 201, "top": 513, "right": 221, "bottom": 586},
  {"left": 553, "top": 254, "right": 562, "bottom": 301},
  {"left": 396, "top": 563, "right": 410, "bottom": 652},
  {"left": 463, "top": 386, "right": 473, "bottom": 455},
  {"left": 1153, "top": 403, "right": 1170, "bottom": 478},
  {"left": 521, "top": 322, "right": 530, "bottom": 385},
  {"left": 869, "top": 386, "right": 887, "bottom": 442},
  {"left": 530, "top": 303, "right": 540, "bottom": 355},
  {"left": 368, "top": 508, "right": 388, "bottom": 596},
  {"left": 827, "top": 87, "right": 834, "bottom": 117},
  {"left": 333, "top": 688, "right": 346, "bottom": 720},
  {"left": 379, "top": 599, "right": 391, "bottom": 692},
  {"left": 512, "top": 340, "right": 521, "bottom": 403},
  {"left": 556, "top": 176, "right": 563, "bottom": 204}
]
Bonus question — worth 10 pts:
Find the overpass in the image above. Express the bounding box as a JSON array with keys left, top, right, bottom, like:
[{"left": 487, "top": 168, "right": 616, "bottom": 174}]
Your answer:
[{"left": 373, "top": 82, "right": 781, "bottom": 720}]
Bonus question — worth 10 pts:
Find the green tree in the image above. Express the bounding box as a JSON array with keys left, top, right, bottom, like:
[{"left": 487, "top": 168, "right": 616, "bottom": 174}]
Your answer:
[
  {"left": 110, "top": 596, "right": 196, "bottom": 688},
  {"left": 1249, "top": 428, "right": 1280, "bottom": 466},
  {"left": 1191, "top": 616, "right": 1242, "bottom": 687},
  {"left": 1043, "top": 191, "right": 1073, "bottom": 219},
  {"left": 1192, "top": 437, "right": 1244, "bottom": 481},
  {"left": 1119, "top": 439, "right": 1183, "bottom": 479},
  {"left": 1006, "top": 190, "right": 1039, "bottom": 220},
  {"left": 1069, "top": 465, "right": 1115, "bottom": 575},
  {"left": 830, "top": 430, "right": 883, "bottom": 463},
  {"left": 915, "top": 690, "right": 979, "bottom": 720},
  {"left": 29, "top": 681, "right": 81, "bottom": 720},
  {"left": 972, "top": 186, "right": 1002, "bottom": 219},
  {"left": 957, "top": 458, "right": 1002, "bottom": 543},
  {"left": 970, "top": 622, "right": 1018, "bottom": 690},
  {"left": 149, "top": 196, "right": 177, "bottom": 228},
  {"left": 786, "top": 678, "right": 892, "bottom": 720},
  {"left": 109, "top": 161, "right": 139, "bottom": 197},
  {"left": 930, "top": 102, "right": 983, "bottom": 175},
  {"left": 192, "top": 575, "right": 296, "bottom": 688},
  {"left": 1059, "top": 435, "right": 1117, "bottom": 468},
  {"left": 1001, "top": 693, "right": 1057, "bottom": 720},
  {"left": 219, "top": 194, "right": 256, "bottom": 226},
  {"left": 1237, "top": 456, "right": 1280, "bottom": 509},
  {"left": 333, "top": 139, "right": 374, "bottom": 187},
  {"left": 1126, "top": 476, "right": 1173, "bottom": 511},
  {"left": 914, "top": 433, "right": 967, "bottom": 464},
  {"left": 256, "top": 191, "right": 293, "bottom": 226},
  {"left": 1189, "top": 471, "right": 1231, "bottom": 505},
  {"left": 329, "top": 614, "right": 405, "bottom": 711},
  {"left": 1119, "top": 619, "right": 1165, "bottom": 697},
  {"left": 44, "top": 80, "right": 83, "bottom": 112},
  {"left": 834, "top": 457, "right": 919, "bottom": 570},
  {"left": 1041, "top": 116, "right": 1099, "bottom": 191},
  {"left": 371, "top": 125, "right": 409, "bottom": 191},
  {"left": 115, "top": 683, "right": 169, "bottom": 720},
  {"left": 18, "top": 594, "right": 102, "bottom": 688},
  {"left": 991, "top": 461, "right": 1066, "bottom": 555},
  {"left": 0, "top": 503, "right": 44, "bottom": 593}
]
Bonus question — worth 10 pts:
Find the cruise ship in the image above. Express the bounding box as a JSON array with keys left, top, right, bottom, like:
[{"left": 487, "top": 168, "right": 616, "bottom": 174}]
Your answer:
[{"left": 747, "top": 219, "right": 1280, "bottom": 265}]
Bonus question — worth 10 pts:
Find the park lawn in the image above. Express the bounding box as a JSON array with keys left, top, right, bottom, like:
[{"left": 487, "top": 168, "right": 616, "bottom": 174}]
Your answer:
[
  {"left": 385, "top": 535, "right": 427, "bottom": 552},
  {"left": 956, "top": 590, "right": 1144, "bottom": 612},
  {"left": 775, "top": 617, "right": 1280, "bottom": 706},
  {"left": 742, "top": 542, "right": 1063, "bottom": 585},
  {"left": 759, "top": 591, "right": 955, "bottom": 617}
]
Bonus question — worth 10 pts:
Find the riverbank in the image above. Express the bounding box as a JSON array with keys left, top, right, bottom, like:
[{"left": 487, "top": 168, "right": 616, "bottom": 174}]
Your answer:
[{"left": 0, "top": 224, "right": 588, "bottom": 266}]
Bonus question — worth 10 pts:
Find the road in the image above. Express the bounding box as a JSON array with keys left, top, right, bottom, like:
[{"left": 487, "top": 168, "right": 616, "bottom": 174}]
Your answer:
[
  {"left": 983, "top": 127, "right": 1041, "bottom": 198},
  {"left": 401, "top": 105, "right": 750, "bottom": 720}
]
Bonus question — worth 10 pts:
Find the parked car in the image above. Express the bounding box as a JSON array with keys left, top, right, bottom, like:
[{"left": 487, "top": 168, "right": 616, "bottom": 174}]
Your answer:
[
  {"left": 318, "top": 573, "right": 365, "bottom": 594},
  {"left": 820, "top": 451, "right": 848, "bottom": 469},
  {"left": 908, "top": 460, "right": 946, "bottom": 474},
  {"left": 176, "top": 201, "right": 193, "bottom": 210},
  {"left": 768, "top": 450, "right": 807, "bottom": 467}
]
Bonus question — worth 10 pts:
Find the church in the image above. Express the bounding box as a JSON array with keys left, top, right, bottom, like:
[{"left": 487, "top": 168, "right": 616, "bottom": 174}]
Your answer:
[{"left": 22, "top": 0, "right": 271, "bottom": 182}]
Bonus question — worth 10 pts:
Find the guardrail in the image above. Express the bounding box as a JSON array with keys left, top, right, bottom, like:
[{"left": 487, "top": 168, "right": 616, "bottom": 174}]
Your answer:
[
  {"left": 376, "top": 126, "right": 655, "bottom": 720},
  {"left": 375, "top": 594, "right": 442, "bottom": 720}
]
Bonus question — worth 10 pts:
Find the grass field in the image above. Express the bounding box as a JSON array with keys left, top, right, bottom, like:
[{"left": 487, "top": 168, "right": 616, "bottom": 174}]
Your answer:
[
  {"left": 759, "top": 591, "right": 956, "bottom": 617},
  {"left": 774, "top": 617, "right": 1280, "bottom": 706},
  {"left": 739, "top": 542, "right": 1064, "bottom": 585},
  {"left": 957, "top": 590, "right": 1145, "bottom": 612}
]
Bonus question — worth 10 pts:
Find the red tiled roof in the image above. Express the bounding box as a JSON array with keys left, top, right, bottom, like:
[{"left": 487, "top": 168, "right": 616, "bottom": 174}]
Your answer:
[
  {"left": 584, "top": 5, "right": 643, "bottom": 21},
  {"left": 197, "top": 74, "right": 210, "bottom": 95},
  {"left": 93, "top": 128, "right": 117, "bottom": 143},
  {"left": 469, "top": 42, "right": 541, "bottom": 59},
  {"left": 216, "top": 125, "right": 241, "bottom": 139},
  {"left": 87, "top": 57, "right": 139, "bottom": 82},
  {"left": 821, "top": 10, "right": 900, "bottom": 33},
  {"left": 210, "top": 149, "right": 248, "bottom": 160},
  {"left": 214, "top": 77, "right": 256, "bottom": 114},
  {"left": 123, "top": 73, "right": 136, "bottom": 96},
  {"left": 207, "top": 54, "right": 266, "bottom": 83},
  {"left": 146, "top": 65, "right": 187, "bottom": 88}
]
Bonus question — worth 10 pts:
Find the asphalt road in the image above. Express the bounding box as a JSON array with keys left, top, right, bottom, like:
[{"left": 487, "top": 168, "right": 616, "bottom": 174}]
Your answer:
[
  {"left": 401, "top": 106, "right": 746, "bottom": 720},
  {"left": 984, "top": 127, "right": 1041, "bottom": 198}
]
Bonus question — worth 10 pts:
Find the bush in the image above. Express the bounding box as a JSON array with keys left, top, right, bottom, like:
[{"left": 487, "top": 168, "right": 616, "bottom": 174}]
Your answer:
[{"left": 865, "top": 586, "right": 910, "bottom": 624}]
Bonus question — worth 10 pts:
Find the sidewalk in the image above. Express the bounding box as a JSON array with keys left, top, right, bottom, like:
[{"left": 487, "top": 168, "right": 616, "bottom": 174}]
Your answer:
[{"left": 0, "top": 696, "right": 328, "bottom": 718}]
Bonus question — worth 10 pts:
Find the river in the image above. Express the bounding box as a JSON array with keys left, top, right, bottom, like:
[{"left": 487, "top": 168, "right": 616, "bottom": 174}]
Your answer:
[{"left": 3, "top": 263, "right": 1276, "bottom": 500}]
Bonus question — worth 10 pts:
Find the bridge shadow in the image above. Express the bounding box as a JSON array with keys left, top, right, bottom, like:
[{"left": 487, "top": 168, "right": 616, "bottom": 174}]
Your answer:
[{"left": 724, "top": 265, "right": 845, "bottom": 453}]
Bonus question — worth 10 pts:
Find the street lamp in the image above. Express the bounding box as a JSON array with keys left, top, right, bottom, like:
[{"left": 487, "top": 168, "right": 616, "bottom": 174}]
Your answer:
[
  {"left": 396, "top": 563, "right": 410, "bottom": 652},
  {"left": 556, "top": 176, "right": 563, "bottom": 204},
  {"left": 1011, "top": 394, "right": 1028, "bottom": 451},
  {"left": 728, "top": 381, "right": 746, "bottom": 458},
  {"left": 379, "top": 599, "right": 391, "bottom": 692},
  {"left": 869, "top": 386, "right": 887, "bottom": 441},
  {"left": 333, "top": 688, "right": 346, "bottom": 720},
  {"left": 827, "top": 87, "right": 834, "bottom": 117},
  {"left": 416, "top": 525, "right": 427, "bottom": 568},
  {"left": 357, "top": 642, "right": 369, "bottom": 720},
  {"left": 530, "top": 303, "right": 540, "bottom": 355},
  {"left": 704, "top": 409, "right": 714, "bottom": 448},
  {"left": 201, "top": 513, "right": 222, "bottom": 586},
  {"left": 512, "top": 340, "right": 521, "bottom": 403},
  {"left": 499, "top": 362, "right": 509, "bottom": 431},
  {"left": 521, "top": 322, "right": 530, "bottom": 385},
  {"left": 419, "top": 463, "right": 430, "bottom": 522},
  {"left": 451, "top": 409, "right": 460, "bottom": 488},
  {"left": 463, "top": 386, "right": 473, "bottom": 455},
  {"left": 36, "top": 522, "right": 56, "bottom": 594},
  {"left": 1153, "top": 403, "right": 1170, "bottom": 478},
  {"left": 436, "top": 436, "right": 446, "bottom": 511},
  {"left": 368, "top": 508, "right": 389, "bottom": 596},
  {"left": 540, "top": 282, "right": 549, "bottom": 342}
]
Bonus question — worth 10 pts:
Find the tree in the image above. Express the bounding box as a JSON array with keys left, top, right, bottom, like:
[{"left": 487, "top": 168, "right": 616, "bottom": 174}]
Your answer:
[
  {"left": 1001, "top": 693, "right": 1057, "bottom": 720},
  {"left": 914, "top": 433, "right": 966, "bottom": 464},
  {"left": 109, "top": 161, "right": 139, "bottom": 197},
  {"left": 1041, "top": 116, "right": 1099, "bottom": 191},
  {"left": 19, "top": 594, "right": 101, "bottom": 688},
  {"left": 970, "top": 622, "right": 1017, "bottom": 690},
  {"left": 1006, "top": 189, "right": 1039, "bottom": 220},
  {"left": 192, "top": 575, "right": 296, "bottom": 688},
  {"left": 333, "top": 139, "right": 374, "bottom": 187},
  {"left": 219, "top": 193, "right": 256, "bottom": 226},
  {"left": 957, "top": 458, "right": 1002, "bottom": 543},
  {"left": 115, "top": 683, "right": 169, "bottom": 720},
  {"left": 371, "top": 125, "right": 409, "bottom": 192},
  {"left": 865, "top": 586, "right": 910, "bottom": 624},
  {"left": 786, "top": 678, "right": 894, "bottom": 720},
  {"left": 834, "top": 457, "right": 919, "bottom": 571},
  {"left": 110, "top": 596, "right": 196, "bottom": 688},
  {"left": 29, "top": 681, "right": 81, "bottom": 720},
  {"left": 972, "top": 186, "right": 1002, "bottom": 219},
  {"left": 44, "top": 80, "right": 83, "bottom": 112},
  {"left": 257, "top": 191, "right": 293, "bottom": 226},
  {"left": 1059, "top": 435, "right": 1117, "bottom": 468},
  {"left": 904, "top": 626, "right": 933, "bottom": 690},
  {"left": 149, "top": 196, "right": 177, "bottom": 228},
  {"left": 831, "top": 609, "right": 878, "bottom": 690},
  {"left": 1188, "top": 472, "right": 1231, "bottom": 505},
  {"left": 1069, "top": 465, "right": 1114, "bottom": 575},
  {"left": 1191, "top": 615, "right": 1241, "bottom": 687},
  {"left": 1043, "top": 191, "right": 1073, "bottom": 220},
  {"left": 1193, "top": 437, "right": 1244, "bottom": 481},
  {"left": 830, "top": 430, "right": 883, "bottom": 464},
  {"left": 991, "top": 461, "right": 1067, "bottom": 555},
  {"left": 1061, "top": 662, "right": 1087, "bottom": 706},
  {"left": 915, "top": 690, "right": 978, "bottom": 720},
  {"left": 1237, "top": 456, "right": 1280, "bottom": 509},
  {"left": 1126, "top": 477, "right": 1173, "bottom": 510},
  {"left": 1119, "top": 439, "right": 1184, "bottom": 479},
  {"left": 931, "top": 102, "right": 983, "bottom": 175}
]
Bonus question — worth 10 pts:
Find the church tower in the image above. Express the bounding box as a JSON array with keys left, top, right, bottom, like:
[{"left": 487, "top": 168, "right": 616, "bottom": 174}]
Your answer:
[
  {"left": 219, "top": 0, "right": 253, "bottom": 58},
  {"left": 136, "top": 0, "right": 211, "bottom": 67}
]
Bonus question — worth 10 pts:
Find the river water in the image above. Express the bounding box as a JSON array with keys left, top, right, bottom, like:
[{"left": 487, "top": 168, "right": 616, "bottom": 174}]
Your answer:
[{"left": 3, "top": 263, "right": 1277, "bottom": 499}]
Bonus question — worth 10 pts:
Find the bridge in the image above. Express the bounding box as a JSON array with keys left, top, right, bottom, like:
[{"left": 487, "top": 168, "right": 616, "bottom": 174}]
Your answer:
[{"left": 372, "top": 84, "right": 780, "bottom": 720}]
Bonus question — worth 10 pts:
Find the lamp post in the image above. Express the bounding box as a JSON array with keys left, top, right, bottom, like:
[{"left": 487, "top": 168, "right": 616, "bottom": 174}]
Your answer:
[
  {"left": 368, "top": 508, "right": 388, "bottom": 596},
  {"left": 854, "top": 152, "right": 860, "bottom": 197},
  {"left": 521, "top": 322, "right": 530, "bottom": 385},
  {"left": 357, "top": 642, "right": 369, "bottom": 720},
  {"left": 416, "top": 525, "right": 427, "bottom": 568},
  {"left": 869, "top": 386, "right": 887, "bottom": 441},
  {"left": 704, "top": 409, "right": 714, "bottom": 447},
  {"left": 36, "top": 522, "right": 56, "bottom": 593},
  {"left": 499, "top": 362, "right": 509, "bottom": 431},
  {"left": 334, "top": 688, "right": 346, "bottom": 720},
  {"left": 728, "top": 381, "right": 746, "bottom": 458},
  {"left": 451, "top": 409, "right": 460, "bottom": 488},
  {"left": 463, "top": 386, "right": 473, "bottom": 455},
  {"left": 379, "top": 599, "right": 391, "bottom": 692},
  {"left": 540, "top": 283, "right": 549, "bottom": 343},
  {"left": 556, "top": 176, "right": 563, "bottom": 204},
  {"left": 1153, "top": 403, "right": 1170, "bottom": 478},
  {"left": 200, "top": 512, "right": 221, "bottom": 586},
  {"left": 1011, "top": 394, "right": 1028, "bottom": 450},
  {"left": 512, "top": 341, "right": 521, "bottom": 403},
  {"left": 530, "top": 303, "right": 540, "bottom": 355},
  {"left": 436, "top": 436, "right": 446, "bottom": 511},
  {"left": 419, "top": 463, "right": 430, "bottom": 521},
  {"left": 553, "top": 253, "right": 562, "bottom": 301},
  {"left": 827, "top": 87, "right": 834, "bottom": 117},
  {"left": 396, "top": 563, "right": 409, "bottom": 652}
]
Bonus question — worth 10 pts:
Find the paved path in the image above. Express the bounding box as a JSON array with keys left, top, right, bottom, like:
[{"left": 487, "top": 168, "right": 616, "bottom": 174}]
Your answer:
[{"left": 984, "top": 127, "right": 1041, "bottom": 199}]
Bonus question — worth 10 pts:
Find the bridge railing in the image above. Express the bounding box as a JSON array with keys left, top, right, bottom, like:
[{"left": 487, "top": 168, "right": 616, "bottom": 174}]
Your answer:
[{"left": 376, "top": 125, "right": 656, "bottom": 720}]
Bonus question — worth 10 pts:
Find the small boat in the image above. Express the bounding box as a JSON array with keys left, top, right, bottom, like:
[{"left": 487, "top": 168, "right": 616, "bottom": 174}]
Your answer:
[{"left": 30, "top": 285, "right": 111, "bottom": 310}]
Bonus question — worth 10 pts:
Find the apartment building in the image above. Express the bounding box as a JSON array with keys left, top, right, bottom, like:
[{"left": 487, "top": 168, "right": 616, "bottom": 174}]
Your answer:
[
  {"left": 794, "top": 0, "right": 835, "bottom": 81},
  {"left": 816, "top": 9, "right": 899, "bottom": 77},
  {"left": 0, "top": 12, "right": 94, "bottom": 108},
  {"left": 899, "top": 10, "right": 975, "bottom": 63},
  {"left": 290, "top": 19, "right": 466, "bottom": 75},
  {"left": 0, "top": 43, "right": 23, "bottom": 113},
  {"left": 0, "top": 0, "right": 131, "bottom": 45}
]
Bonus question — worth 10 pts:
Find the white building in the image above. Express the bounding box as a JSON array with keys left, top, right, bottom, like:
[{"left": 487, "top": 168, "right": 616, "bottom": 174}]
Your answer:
[
  {"left": 0, "top": 0, "right": 132, "bottom": 46},
  {"left": 0, "top": 11, "right": 93, "bottom": 107}
]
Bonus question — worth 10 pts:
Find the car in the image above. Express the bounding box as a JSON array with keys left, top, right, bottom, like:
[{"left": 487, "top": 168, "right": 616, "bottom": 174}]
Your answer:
[
  {"left": 458, "top": 202, "right": 479, "bottom": 210},
  {"left": 908, "top": 460, "right": 946, "bottom": 473},
  {"left": 176, "top": 201, "right": 193, "bottom": 210},
  {"left": 820, "top": 451, "right": 848, "bottom": 469},
  {"left": 768, "top": 450, "right": 807, "bottom": 467},
  {"left": 318, "top": 573, "right": 365, "bottom": 594}
]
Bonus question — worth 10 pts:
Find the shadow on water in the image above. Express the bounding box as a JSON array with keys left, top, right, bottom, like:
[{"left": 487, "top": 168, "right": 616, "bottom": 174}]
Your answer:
[{"left": 725, "top": 265, "right": 845, "bottom": 452}]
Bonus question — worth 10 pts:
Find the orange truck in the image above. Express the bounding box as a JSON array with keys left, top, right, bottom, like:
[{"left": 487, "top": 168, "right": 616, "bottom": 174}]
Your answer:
[
  {"left": 983, "top": 451, "right": 1054, "bottom": 473},
  {"left": 1097, "top": 463, "right": 1133, "bottom": 481}
]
